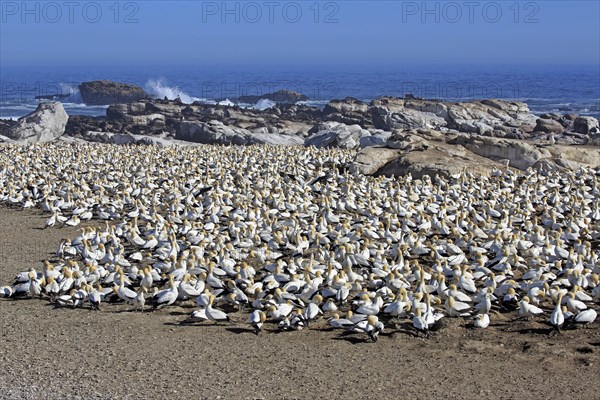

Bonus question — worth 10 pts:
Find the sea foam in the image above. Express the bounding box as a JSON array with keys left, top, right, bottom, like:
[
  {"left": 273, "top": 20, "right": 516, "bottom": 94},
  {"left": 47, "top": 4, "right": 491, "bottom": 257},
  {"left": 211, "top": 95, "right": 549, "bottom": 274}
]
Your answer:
[{"left": 145, "top": 79, "right": 202, "bottom": 104}]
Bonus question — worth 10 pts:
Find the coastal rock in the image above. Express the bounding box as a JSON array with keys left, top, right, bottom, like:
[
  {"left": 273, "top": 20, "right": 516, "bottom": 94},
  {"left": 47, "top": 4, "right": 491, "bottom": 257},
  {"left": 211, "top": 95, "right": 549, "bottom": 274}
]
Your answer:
[
  {"left": 324, "top": 97, "right": 369, "bottom": 115},
  {"left": 79, "top": 80, "right": 148, "bottom": 105},
  {"left": 0, "top": 119, "right": 18, "bottom": 135},
  {"left": 449, "top": 136, "right": 552, "bottom": 170},
  {"left": 176, "top": 120, "right": 303, "bottom": 146},
  {"left": 75, "top": 131, "right": 174, "bottom": 146},
  {"left": 4, "top": 102, "right": 68, "bottom": 143},
  {"left": 350, "top": 147, "right": 402, "bottom": 175},
  {"left": 534, "top": 118, "right": 565, "bottom": 134},
  {"left": 323, "top": 97, "right": 372, "bottom": 126},
  {"left": 574, "top": 116, "right": 600, "bottom": 134},
  {"left": 546, "top": 145, "right": 600, "bottom": 169},
  {"left": 123, "top": 113, "right": 166, "bottom": 126},
  {"left": 351, "top": 134, "right": 505, "bottom": 178},
  {"left": 371, "top": 106, "right": 447, "bottom": 131},
  {"left": 446, "top": 101, "right": 536, "bottom": 135},
  {"left": 237, "top": 90, "right": 309, "bottom": 104},
  {"left": 365, "top": 97, "right": 536, "bottom": 137},
  {"left": 305, "top": 122, "right": 371, "bottom": 149},
  {"left": 586, "top": 134, "right": 600, "bottom": 146}
]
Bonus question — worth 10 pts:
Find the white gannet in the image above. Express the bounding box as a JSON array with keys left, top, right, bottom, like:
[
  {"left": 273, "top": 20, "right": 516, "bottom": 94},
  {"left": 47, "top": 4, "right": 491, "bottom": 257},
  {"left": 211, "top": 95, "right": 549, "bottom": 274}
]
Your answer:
[
  {"left": 518, "top": 296, "right": 544, "bottom": 320},
  {"left": 550, "top": 293, "right": 565, "bottom": 334},
  {"left": 473, "top": 313, "right": 490, "bottom": 329},
  {"left": 249, "top": 310, "right": 267, "bottom": 334},
  {"left": 206, "top": 294, "right": 230, "bottom": 324}
]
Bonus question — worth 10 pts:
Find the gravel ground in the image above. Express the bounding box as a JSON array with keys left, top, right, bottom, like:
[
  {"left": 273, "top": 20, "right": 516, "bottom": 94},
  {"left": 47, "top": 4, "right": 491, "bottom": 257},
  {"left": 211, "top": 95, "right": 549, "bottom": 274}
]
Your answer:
[{"left": 0, "top": 207, "right": 599, "bottom": 400}]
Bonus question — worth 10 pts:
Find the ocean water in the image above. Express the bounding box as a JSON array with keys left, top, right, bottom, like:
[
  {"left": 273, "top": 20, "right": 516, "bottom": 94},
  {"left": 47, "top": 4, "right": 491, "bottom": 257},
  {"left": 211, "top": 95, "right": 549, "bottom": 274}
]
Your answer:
[{"left": 0, "top": 65, "right": 598, "bottom": 119}]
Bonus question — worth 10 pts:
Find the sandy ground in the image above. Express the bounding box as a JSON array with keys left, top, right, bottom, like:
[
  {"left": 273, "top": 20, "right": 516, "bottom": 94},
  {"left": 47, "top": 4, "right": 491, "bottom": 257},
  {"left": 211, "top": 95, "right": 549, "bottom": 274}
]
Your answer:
[{"left": 0, "top": 207, "right": 599, "bottom": 400}]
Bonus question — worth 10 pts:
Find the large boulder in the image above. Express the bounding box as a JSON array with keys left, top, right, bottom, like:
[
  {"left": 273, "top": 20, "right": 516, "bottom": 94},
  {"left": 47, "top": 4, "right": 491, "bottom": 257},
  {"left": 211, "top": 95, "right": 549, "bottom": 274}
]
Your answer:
[
  {"left": 449, "top": 135, "right": 552, "bottom": 170},
  {"left": 176, "top": 120, "right": 303, "bottom": 146},
  {"left": 237, "top": 90, "right": 309, "bottom": 104},
  {"left": 324, "top": 97, "right": 369, "bottom": 115},
  {"left": 0, "top": 119, "right": 18, "bottom": 138},
  {"left": 350, "top": 134, "right": 506, "bottom": 178},
  {"left": 77, "top": 131, "right": 174, "bottom": 146},
  {"left": 305, "top": 122, "right": 372, "bottom": 149},
  {"left": 79, "top": 80, "right": 148, "bottom": 105},
  {"left": 534, "top": 118, "right": 565, "bottom": 134},
  {"left": 573, "top": 116, "right": 599, "bottom": 134},
  {"left": 545, "top": 145, "right": 600, "bottom": 169},
  {"left": 371, "top": 106, "right": 447, "bottom": 131},
  {"left": 3, "top": 102, "right": 68, "bottom": 143},
  {"left": 365, "top": 97, "right": 536, "bottom": 136},
  {"left": 323, "top": 97, "right": 372, "bottom": 127},
  {"left": 446, "top": 101, "right": 536, "bottom": 136}
]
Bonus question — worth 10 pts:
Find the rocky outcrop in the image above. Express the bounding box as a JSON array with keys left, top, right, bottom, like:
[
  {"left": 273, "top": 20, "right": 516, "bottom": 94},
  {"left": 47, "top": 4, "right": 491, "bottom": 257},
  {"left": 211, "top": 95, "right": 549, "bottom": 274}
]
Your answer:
[
  {"left": 2, "top": 102, "right": 68, "bottom": 143},
  {"left": 361, "top": 97, "right": 538, "bottom": 138},
  {"left": 0, "top": 119, "right": 17, "bottom": 137},
  {"left": 350, "top": 134, "right": 507, "bottom": 178},
  {"left": 176, "top": 120, "right": 303, "bottom": 146},
  {"left": 71, "top": 131, "right": 176, "bottom": 147},
  {"left": 237, "top": 90, "right": 309, "bottom": 104},
  {"left": 534, "top": 118, "right": 565, "bottom": 134},
  {"left": 352, "top": 129, "right": 600, "bottom": 178},
  {"left": 574, "top": 116, "right": 599, "bottom": 134},
  {"left": 79, "top": 81, "right": 148, "bottom": 105},
  {"left": 305, "top": 122, "right": 373, "bottom": 149},
  {"left": 61, "top": 94, "right": 599, "bottom": 146},
  {"left": 323, "top": 97, "right": 373, "bottom": 127},
  {"left": 449, "top": 135, "right": 552, "bottom": 170},
  {"left": 48, "top": 92, "right": 600, "bottom": 175}
]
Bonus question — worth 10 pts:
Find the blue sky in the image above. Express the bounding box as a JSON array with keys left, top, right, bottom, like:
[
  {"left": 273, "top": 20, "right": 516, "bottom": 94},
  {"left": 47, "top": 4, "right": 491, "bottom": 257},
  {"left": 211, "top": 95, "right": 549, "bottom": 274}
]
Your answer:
[{"left": 1, "top": 0, "right": 599, "bottom": 67}]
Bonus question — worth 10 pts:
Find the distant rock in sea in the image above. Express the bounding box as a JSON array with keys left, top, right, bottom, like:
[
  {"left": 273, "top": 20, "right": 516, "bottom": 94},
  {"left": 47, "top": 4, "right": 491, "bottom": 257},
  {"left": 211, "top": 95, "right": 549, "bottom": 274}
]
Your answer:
[
  {"left": 79, "top": 80, "right": 148, "bottom": 106},
  {"left": 35, "top": 93, "right": 70, "bottom": 101},
  {"left": 237, "top": 90, "right": 309, "bottom": 104}
]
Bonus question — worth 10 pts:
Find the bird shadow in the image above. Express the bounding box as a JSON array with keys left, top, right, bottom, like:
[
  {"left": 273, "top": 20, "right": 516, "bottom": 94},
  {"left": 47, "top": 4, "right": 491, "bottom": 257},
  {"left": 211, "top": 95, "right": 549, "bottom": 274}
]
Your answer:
[
  {"left": 391, "top": 327, "right": 420, "bottom": 338},
  {"left": 332, "top": 335, "right": 371, "bottom": 345},
  {"left": 514, "top": 327, "right": 552, "bottom": 335},
  {"left": 225, "top": 327, "right": 255, "bottom": 335},
  {"left": 164, "top": 321, "right": 183, "bottom": 327},
  {"left": 168, "top": 311, "right": 189, "bottom": 316},
  {"left": 112, "top": 309, "right": 143, "bottom": 314}
]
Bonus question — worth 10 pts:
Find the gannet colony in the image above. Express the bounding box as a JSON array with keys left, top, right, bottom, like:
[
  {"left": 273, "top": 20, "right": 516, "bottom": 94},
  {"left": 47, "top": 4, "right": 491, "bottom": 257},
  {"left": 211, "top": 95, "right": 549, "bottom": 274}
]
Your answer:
[{"left": 0, "top": 142, "right": 598, "bottom": 341}]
